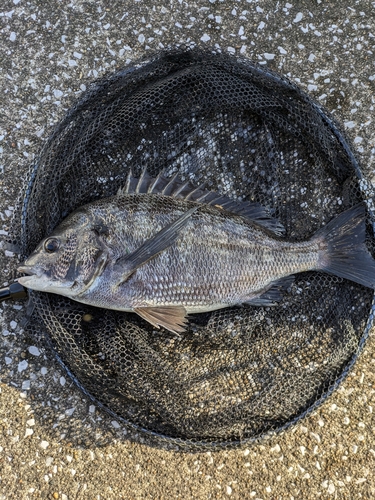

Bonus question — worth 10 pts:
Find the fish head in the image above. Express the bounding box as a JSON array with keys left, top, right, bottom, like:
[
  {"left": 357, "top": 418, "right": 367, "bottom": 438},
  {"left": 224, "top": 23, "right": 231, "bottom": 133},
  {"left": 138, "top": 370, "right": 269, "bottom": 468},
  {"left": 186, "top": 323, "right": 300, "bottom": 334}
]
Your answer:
[{"left": 17, "top": 210, "right": 109, "bottom": 297}]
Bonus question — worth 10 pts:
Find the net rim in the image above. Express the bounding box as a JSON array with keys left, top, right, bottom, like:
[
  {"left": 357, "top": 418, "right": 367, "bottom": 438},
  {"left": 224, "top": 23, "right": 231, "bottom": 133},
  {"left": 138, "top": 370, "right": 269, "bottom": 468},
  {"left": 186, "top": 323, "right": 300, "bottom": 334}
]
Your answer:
[{"left": 17, "top": 49, "right": 375, "bottom": 449}]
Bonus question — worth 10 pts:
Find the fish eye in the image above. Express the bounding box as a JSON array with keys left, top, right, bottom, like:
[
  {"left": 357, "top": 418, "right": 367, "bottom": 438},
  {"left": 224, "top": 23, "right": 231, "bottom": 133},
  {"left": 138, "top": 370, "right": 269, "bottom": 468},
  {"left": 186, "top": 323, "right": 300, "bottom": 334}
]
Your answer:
[{"left": 44, "top": 238, "right": 60, "bottom": 253}]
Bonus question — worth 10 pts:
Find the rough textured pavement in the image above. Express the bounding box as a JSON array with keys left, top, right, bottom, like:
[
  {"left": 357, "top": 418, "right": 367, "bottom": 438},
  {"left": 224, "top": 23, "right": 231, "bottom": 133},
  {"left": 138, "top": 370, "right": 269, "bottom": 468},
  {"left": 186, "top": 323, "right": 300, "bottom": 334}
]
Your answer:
[{"left": 1, "top": 1, "right": 375, "bottom": 498}]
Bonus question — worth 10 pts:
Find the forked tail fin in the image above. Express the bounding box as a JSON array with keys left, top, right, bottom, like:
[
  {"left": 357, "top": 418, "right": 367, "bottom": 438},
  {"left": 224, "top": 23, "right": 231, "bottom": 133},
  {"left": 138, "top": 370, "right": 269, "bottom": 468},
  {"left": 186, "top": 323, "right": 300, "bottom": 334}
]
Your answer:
[{"left": 315, "top": 204, "right": 375, "bottom": 289}]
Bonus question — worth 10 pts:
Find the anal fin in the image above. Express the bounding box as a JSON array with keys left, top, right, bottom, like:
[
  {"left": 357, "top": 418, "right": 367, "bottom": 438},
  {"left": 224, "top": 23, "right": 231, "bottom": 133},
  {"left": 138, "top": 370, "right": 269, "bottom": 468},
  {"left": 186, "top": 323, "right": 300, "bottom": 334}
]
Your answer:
[
  {"left": 245, "top": 275, "right": 295, "bottom": 306},
  {"left": 134, "top": 305, "right": 188, "bottom": 335}
]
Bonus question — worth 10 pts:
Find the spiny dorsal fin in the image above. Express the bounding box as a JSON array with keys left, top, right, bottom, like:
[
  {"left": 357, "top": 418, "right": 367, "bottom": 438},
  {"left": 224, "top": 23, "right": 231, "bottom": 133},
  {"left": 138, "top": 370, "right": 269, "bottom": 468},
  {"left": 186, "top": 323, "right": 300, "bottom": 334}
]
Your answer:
[
  {"left": 117, "top": 168, "right": 285, "bottom": 235},
  {"left": 135, "top": 168, "right": 148, "bottom": 193},
  {"left": 117, "top": 168, "right": 135, "bottom": 196}
]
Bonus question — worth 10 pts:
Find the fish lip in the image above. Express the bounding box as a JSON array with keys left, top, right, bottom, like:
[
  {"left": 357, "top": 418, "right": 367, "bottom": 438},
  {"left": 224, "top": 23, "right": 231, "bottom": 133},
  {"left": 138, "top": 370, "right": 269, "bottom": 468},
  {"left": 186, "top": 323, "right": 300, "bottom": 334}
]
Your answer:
[
  {"left": 17, "top": 275, "right": 35, "bottom": 286},
  {"left": 17, "top": 266, "right": 74, "bottom": 291},
  {"left": 17, "top": 265, "right": 40, "bottom": 277},
  {"left": 17, "top": 265, "right": 45, "bottom": 286},
  {"left": 17, "top": 270, "right": 54, "bottom": 291}
]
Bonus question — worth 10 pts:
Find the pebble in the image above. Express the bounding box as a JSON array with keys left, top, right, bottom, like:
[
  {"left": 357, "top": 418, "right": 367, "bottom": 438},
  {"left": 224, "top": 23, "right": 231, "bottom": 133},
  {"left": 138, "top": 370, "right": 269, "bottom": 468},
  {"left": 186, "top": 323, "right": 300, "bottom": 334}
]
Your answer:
[
  {"left": 310, "top": 432, "right": 321, "bottom": 443},
  {"left": 28, "top": 346, "right": 41, "bottom": 356},
  {"left": 355, "top": 478, "right": 367, "bottom": 484},
  {"left": 21, "top": 380, "right": 30, "bottom": 390},
  {"left": 327, "top": 482, "right": 335, "bottom": 494},
  {"left": 17, "top": 360, "right": 28, "bottom": 372}
]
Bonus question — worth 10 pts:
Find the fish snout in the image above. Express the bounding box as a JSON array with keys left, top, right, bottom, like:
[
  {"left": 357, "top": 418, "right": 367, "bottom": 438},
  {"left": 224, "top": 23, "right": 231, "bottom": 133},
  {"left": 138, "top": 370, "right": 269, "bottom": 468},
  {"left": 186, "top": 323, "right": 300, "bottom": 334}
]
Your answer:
[
  {"left": 17, "top": 264, "right": 45, "bottom": 282},
  {"left": 17, "top": 264, "right": 43, "bottom": 277},
  {"left": 17, "top": 265, "right": 34, "bottom": 275}
]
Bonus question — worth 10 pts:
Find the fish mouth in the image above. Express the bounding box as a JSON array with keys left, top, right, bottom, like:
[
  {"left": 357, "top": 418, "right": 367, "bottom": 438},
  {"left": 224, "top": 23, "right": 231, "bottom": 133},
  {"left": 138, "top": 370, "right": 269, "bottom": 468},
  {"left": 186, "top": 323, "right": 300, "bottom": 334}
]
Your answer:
[
  {"left": 17, "top": 265, "right": 38, "bottom": 276},
  {"left": 17, "top": 265, "right": 72, "bottom": 292},
  {"left": 17, "top": 265, "right": 42, "bottom": 281},
  {"left": 17, "top": 265, "right": 49, "bottom": 289}
]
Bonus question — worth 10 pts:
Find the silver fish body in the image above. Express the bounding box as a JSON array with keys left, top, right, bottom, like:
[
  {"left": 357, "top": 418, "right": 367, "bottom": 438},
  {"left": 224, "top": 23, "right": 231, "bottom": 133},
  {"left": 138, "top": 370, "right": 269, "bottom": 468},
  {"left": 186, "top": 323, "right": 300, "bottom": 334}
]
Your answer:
[{"left": 18, "top": 171, "right": 375, "bottom": 334}]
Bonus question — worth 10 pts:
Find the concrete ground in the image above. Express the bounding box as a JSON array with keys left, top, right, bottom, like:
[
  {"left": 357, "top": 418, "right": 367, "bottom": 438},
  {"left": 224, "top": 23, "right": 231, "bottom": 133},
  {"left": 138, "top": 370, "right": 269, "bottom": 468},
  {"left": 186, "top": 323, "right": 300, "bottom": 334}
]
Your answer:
[{"left": 1, "top": 0, "right": 374, "bottom": 498}]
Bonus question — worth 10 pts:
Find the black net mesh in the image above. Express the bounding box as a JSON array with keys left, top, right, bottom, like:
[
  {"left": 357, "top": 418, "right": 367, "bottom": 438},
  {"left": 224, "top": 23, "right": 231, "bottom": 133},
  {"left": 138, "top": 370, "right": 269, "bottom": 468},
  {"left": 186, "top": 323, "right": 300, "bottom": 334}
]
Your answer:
[{"left": 9, "top": 49, "right": 375, "bottom": 449}]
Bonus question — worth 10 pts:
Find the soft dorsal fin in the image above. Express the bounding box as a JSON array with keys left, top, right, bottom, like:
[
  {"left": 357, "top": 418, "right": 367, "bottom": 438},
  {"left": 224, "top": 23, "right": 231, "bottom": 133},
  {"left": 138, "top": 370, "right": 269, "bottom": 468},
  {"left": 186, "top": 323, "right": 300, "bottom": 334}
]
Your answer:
[{"left": 117, "top": 168, "right": 285, "bottom": 236}]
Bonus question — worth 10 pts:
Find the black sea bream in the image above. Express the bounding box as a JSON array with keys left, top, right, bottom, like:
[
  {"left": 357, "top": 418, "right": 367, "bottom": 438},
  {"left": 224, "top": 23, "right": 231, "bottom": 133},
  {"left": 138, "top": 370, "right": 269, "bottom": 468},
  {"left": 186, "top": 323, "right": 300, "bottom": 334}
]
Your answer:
[{"left": 18, "top": 170, "right": 375, "bottom": 334}]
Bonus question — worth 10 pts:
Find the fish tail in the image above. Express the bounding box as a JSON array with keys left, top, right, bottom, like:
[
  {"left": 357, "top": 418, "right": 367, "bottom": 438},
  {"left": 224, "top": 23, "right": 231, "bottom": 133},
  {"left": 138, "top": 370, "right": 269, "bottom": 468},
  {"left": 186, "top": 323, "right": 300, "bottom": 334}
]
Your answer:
[{"left": 314, "top": 204, "right": 375, "bottom": 289}]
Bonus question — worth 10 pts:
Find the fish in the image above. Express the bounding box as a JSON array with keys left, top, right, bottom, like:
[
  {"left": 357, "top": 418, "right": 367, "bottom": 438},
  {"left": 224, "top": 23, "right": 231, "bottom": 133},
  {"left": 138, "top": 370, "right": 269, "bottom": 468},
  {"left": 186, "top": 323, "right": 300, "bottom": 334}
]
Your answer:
[{"left": 17, "top": 169, "right": 375, "bottom": 334}]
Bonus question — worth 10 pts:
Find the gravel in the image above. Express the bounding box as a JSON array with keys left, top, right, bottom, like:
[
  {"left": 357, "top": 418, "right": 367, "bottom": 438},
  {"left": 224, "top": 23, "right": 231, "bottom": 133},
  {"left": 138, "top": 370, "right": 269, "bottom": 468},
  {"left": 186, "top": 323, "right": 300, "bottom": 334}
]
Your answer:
[{"left": 1, "top": 0, "right": 375, "bottom": 498}]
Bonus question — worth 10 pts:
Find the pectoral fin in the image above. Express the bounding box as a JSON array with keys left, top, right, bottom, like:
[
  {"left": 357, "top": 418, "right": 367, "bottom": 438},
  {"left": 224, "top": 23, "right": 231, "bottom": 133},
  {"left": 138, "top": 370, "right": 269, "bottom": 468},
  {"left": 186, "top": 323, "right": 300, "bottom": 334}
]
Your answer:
[
  {"left": 114, "top": 206, "right": 198, "bottom": 286},
  {"left": 134, "top": 306, "right": 188, "bottom": 334}
]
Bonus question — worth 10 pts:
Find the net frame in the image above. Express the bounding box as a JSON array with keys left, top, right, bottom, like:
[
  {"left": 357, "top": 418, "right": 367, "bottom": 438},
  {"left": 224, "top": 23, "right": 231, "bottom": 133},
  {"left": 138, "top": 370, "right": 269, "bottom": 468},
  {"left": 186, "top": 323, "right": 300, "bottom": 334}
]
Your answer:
[{"left": 9, "top": 49, "right": 375, "bottom": 450}]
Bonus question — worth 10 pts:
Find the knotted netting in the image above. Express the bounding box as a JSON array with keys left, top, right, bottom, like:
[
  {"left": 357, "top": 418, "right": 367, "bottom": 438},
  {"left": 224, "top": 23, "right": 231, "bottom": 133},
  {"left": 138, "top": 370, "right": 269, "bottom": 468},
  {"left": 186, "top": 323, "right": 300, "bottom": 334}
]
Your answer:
[{"left": 9, "top": 49, "right": 375, "bottom": 449}]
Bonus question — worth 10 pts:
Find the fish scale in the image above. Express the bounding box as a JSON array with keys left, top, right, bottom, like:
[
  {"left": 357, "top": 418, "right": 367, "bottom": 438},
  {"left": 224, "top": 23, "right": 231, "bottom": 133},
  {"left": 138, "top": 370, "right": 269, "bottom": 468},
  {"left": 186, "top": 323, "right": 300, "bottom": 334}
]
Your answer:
[{"left": 17, "top": 170, "right": 375, "bottom": 334}]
